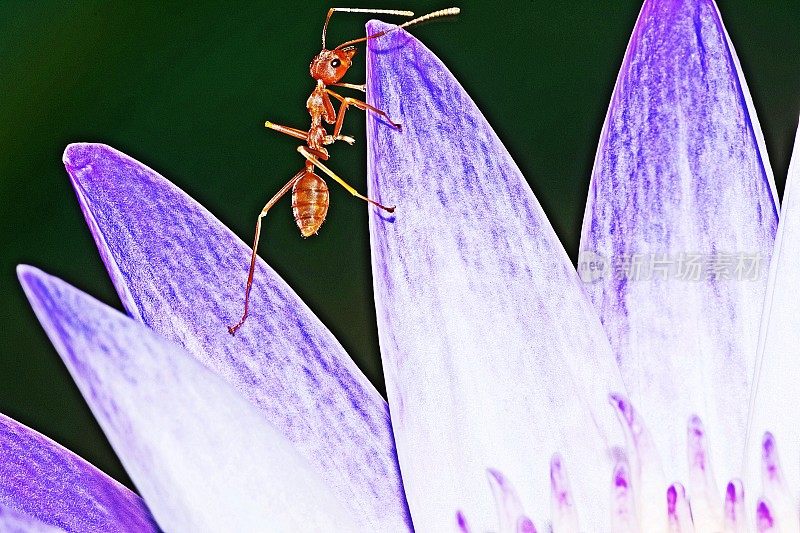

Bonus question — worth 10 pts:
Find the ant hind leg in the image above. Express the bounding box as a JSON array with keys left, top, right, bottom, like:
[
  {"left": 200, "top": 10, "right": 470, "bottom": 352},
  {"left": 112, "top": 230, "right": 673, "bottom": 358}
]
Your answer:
[
  {"left": 228, "top": 169, "right": 306, "bottom": 335},
  {"left": 297, "top": 146, "right": 394, "bottom": 213}
]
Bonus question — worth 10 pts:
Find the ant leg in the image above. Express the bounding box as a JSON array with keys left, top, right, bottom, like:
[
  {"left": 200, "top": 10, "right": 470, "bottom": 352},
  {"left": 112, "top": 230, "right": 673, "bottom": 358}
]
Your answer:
[
  {"left": 325, "top": 134, "right": 356, "bottom": 146},
  {"left": 264, "top": 121, "right": 308, "bottom": 142},
  {"left": 297, "top": 146, "right": 395, "bottom": 213},
  {"left": 332, "top": 82, "right": 366, "bottom": 92},
  {"left": 228, "top": 169, "right": 306, "bottom": 335},
  {"left": 325, "top": 89, "right": 402, "bottom": 134}
]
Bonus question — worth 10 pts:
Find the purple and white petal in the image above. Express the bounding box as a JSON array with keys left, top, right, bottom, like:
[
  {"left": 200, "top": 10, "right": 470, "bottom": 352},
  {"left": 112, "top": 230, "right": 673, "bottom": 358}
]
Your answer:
[
  {"left": 62, "top": 143, "right": 410, "bottom": 530},
  {"left": 19, "top": 266, "right": 367, "bottom": 532},
  {"left": 723, "top": 480, "right": 747, "bottom": 533},
  {"left": 550, "top": 455, "right": 580, "bottom": 532},
  {"left": 609, "top": 395, "right": 666, "bottom": 527},
  {"left": 366, "top": 21, "right": 625, "bottom": 530},
  {"left": 667, "top": 483, "right": 693, "bottom": 532},
  {"left": 0, "top": 413, "right": 156, "bottom": 532},
  {"left": 746, "top": 119, "right": 800, "bottom": 521},
  {"left": 610, "top": 458, "right": 639, "bottom": 532},
  {"left": 486, "top": 469, "right": 530, "bottom": 533},
  {"left": 0, "top": 503, "right": 64, "bottom": 533},
  {"left": 579, "top": 0, "right": 777, "bottom": 488},
  {"left": 686, "top": 416, "right": 722, "bottom": 529}
]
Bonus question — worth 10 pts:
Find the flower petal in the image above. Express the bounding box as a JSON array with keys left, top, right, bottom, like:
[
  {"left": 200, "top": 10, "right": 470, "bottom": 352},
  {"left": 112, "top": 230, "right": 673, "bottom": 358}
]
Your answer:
[
  {"left": 0, "top": 503, "right": 64, "bottom": 533},
  {"left": 19, "top": 265, "right": 367, "bottom": 531},
  {"left": 0, "top": 412, "right": 156, "bottom": 532},
  {"left": 609, "top": 394, "right": 666, "bottom": 527},
  {"left": 366, "top": 21, "right": 625, "bottom": 530},
  {"left": 610, "top": 458, "right": 639, "bottom": 532},
  {"left": 667, "top": 483, "right": 693, "bottom": 531},
  {"left": 550, "top": 455, "right": 580, "bottom": 531},
  {"left": 579, "top": 0, "right": 778, "bottom": 487},
  {"left": 687, "top": 416, "right": 722, "bottom": 529},
  {"left": 486, "top": 469, "right": 530, "bottom": 533},
  {"left": 723, "top": 480, "right": 747, "bottom": 533},
  {"left": 62, "top": 143, "right": 410, "bottom": 529},
  {"left": 746, "top": 119, "right": 800, "bottom": 514}
]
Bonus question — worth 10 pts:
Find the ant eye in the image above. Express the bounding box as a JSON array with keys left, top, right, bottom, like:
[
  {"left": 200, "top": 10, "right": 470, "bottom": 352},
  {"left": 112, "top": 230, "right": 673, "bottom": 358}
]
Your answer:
[{"left": 331, "top": 59, "right": 341, "bottom": 68}]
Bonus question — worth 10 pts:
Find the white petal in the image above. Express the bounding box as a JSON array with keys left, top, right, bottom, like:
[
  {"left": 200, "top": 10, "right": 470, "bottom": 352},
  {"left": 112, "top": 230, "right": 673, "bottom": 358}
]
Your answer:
[
  {"left": 366, "top": 21, "right": 625, "bottom": 531},
  {"left": 19, "top": 266, "right": 366, "bottom": 532},
  {"left": 580, "top": 0, "right": 778, "bottom": 489},
  {"left": 746, "top": 118, "right": 800, "bottom": 528}
]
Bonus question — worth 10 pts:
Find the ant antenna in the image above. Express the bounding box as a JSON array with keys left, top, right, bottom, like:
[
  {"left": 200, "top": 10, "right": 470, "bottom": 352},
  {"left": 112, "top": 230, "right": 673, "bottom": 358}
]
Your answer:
[
  {"left": 322, "top": 8, "right": 414, "bottom": 50},
  {"left": 333, "top": 7, "right": 460, "bottom": 50}
]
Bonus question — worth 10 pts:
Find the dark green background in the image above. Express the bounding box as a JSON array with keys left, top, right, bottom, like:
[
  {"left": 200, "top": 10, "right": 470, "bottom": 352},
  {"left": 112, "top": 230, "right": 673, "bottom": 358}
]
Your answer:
[{"left": 1, "top": 1, "right": 798, "bottom": 489}]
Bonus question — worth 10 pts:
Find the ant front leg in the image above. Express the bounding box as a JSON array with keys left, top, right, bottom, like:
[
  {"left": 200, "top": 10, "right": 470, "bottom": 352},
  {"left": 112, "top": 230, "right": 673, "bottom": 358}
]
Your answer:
[
  {"left": 264, "top": 121, "right": 309, "bottom": 142},
  {"left": 332, "top": 82, "right": 366, "bottom": 93},
  {"left": 265, "top": 121, "right": 353, "bottom": 151},
  {"left": 325, "top": 89, "right": 402, "bottom": 135}
]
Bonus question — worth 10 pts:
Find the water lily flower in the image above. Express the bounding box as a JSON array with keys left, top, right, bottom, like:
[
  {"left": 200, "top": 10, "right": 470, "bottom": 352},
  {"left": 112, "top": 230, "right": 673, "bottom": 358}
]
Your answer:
[{"left": 5, "top": 0, "right": 800, "bottom": 531}]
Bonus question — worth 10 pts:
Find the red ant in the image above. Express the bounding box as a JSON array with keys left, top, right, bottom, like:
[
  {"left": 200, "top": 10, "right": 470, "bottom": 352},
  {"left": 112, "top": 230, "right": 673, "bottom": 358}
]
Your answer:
[{"left": 228, "top": 7, "right": 459, "bottom": 334}]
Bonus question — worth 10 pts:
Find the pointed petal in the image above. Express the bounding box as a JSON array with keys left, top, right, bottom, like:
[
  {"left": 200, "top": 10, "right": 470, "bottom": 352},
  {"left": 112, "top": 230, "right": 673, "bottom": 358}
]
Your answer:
[
  {"left": 366, "top": 21, "right": 625, "bottom": 530},
  {"left": 756, "top": 500, "right": 777, "bottom": 533},
  {"left": 610, "top": 458, "right": 640, "bottom": 532},
  {"left": 487, "top": 469, "right": 529, "bottom": 533},
  {"left": 757, "top": 433, "right": 798, "bottom": 532},
  {"left": 550, "top": 455, "right": 580, "bottom": 532},
  {"left": 723, "top": 480, "right": 747, "bottom": 533},
  {"left": 62, "top": 143, "right": 410, "bottom": 529},
  {"left": 667, "top": 483, "right": 694, "bottom": 532},
  {"left": 0, "top": 413, "right": 156, "bottom": 532},
  {"left": 746, "top": 118, "right": 800, "bottom": 515},
  {"left": 609, "top": 394, "right": 666, "bottom": 528},
  {"left": 686, "top": 416, "right": 723, "bottom": 530},
  {"left": 18, "top": 266, "right": 366, "bottom": 531},
  {"left": 579, "top": 0, "right": 778, "bottom": 488},
  {"left": 0, "top": 503, "right": 64, "bottom": 533}
]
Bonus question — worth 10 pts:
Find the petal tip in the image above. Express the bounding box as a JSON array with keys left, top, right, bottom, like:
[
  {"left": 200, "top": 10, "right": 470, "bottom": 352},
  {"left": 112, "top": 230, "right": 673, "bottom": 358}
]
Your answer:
[
  {"left": 17, "top": 264, "right": 49, "bottom": 304},
  {"left": 62, "top": 142, "right": 119, "bottom": 175}
]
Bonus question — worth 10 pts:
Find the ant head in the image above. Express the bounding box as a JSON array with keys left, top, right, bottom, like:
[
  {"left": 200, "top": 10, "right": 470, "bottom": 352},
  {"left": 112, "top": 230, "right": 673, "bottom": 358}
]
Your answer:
[{"left": 309, "top": 46, "right": 356, "bottom": 84}]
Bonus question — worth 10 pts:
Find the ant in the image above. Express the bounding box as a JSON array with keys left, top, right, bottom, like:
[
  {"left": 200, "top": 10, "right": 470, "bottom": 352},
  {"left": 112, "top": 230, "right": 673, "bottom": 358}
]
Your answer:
[{"left": 228, "top": 7, "right": 459, "bottom": 334}]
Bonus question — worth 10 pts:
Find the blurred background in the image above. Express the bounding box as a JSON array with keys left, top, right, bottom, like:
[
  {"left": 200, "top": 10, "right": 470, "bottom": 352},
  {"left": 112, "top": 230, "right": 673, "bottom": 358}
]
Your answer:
[{"left": 1, "top": 0, "right": 798, "bottom": 489}]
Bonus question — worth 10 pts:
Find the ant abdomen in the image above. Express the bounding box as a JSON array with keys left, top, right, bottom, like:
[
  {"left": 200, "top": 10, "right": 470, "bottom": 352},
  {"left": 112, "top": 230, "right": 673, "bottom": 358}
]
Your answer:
[{"left": 292, "top": 170, "right": 329, "bottom": 237}]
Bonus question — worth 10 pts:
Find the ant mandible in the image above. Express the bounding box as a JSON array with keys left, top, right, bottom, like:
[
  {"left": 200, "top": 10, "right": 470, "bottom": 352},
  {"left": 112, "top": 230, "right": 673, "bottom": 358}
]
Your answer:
[{"left": 228, "top": 7, "right": 460, "bottom": 334}]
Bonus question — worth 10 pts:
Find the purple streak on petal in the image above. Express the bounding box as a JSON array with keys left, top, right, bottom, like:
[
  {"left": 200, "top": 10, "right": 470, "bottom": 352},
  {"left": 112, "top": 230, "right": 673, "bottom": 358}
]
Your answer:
[
  {"left": 666, "top": 483, "right": 693, "bottom": 531},
  {"left": 686, "top": 415, "right": 722, "bottom": 529},
  {"left": 666, "top": 484, "right": 677, "bottom": 516},
  {"left": 0, "top": 503, "right": 64, "bottom": 533},
  {"left": 610, "top": 458, "right": 638, "bottom": 531},
  {"left": 723, "top": 479, "right": 747, "bottom": 532},
  {"left": 18, "top": 266, "right": 366, "bottom": 531},
  {"left": 455, "top": 510, "right": 470, "bottom": 533},
  {"left": 549, "top": 455, "right": 580, "bottom": 531},
  {"left": 487, "top": 469, "right": 528, "bottom": 533},
  {"left": 609, "top": 394, "right": 666, "bottom": 525},
  {"left": 755, "top": 433, "right": 796, "bottom": 531},
  {"left": 516, "top": 517, "right": 537, "bottom": 533},
  {"left": 756, "top": 500, "right": 775, "bottom": 532},
  {"left": 746, "top": 119, "right": 800, "bottom": 520},
  {"left": 580, "top": 0, "right": 778, "bottom": 490},
  {"left": 0, "top": 413, "right": 156, "bottom": 532},
  {"left": 62, "top": 143, "right": 410, "bottom": 529},
  {"left": 761, "top": 433, "right": 780, "bottom": 483},
  {"left": 366, "top": 20, "right": 625, "bottom": 531}
]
